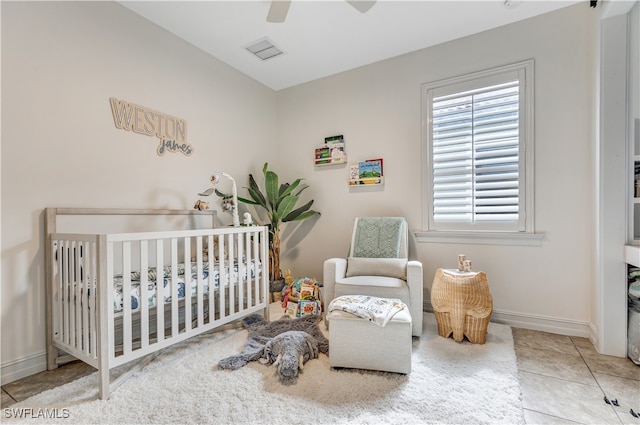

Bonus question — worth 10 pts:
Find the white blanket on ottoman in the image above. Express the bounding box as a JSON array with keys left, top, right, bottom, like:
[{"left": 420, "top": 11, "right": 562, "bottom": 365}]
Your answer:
[{"left": 328, "top": 295, "right": 406, "bottom": 327}]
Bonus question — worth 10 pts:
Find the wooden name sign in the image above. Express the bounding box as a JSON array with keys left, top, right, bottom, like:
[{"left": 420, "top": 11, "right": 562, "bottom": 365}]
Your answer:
[{"left": 109, "top": 97, "right": 193, "bottom": 156}]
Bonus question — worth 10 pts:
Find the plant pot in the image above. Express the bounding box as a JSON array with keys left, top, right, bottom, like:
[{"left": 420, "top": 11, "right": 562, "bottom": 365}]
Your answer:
[
  {"left": 272, "top": 291, "right": 283, "bottom": 303},
  {"left": 269, "top": 278, "right": 285, "bottom": 294}
]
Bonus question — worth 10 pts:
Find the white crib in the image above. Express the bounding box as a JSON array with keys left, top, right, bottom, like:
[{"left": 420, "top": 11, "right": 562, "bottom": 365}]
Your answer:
[{"left": 44, "top": 208, "right": 269, "bottom": 399}]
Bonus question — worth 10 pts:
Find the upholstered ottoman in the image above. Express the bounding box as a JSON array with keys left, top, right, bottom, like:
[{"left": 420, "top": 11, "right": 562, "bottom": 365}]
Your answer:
[{"left": 327, "top": 297, "right": 412, "bottom": 374}]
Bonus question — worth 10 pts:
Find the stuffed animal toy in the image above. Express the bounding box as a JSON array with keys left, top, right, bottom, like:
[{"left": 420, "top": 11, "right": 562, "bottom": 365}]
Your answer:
[
  {"left": 193, "top": 200, "right": 209, "bottom": 210},
  {"left": 243, "top": 212, "right": 253, "bottom": 226},
  {"left": 259, "top": 330, "right": 319, "bottom": 384},
  {"left": 284, "top": 269, "right": 294, "bottom": 287}
]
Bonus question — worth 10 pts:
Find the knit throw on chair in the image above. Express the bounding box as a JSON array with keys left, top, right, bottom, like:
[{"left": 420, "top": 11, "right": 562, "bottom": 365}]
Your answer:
[{"left": 352, "top": 217, "right": 403, "bottom": 258}]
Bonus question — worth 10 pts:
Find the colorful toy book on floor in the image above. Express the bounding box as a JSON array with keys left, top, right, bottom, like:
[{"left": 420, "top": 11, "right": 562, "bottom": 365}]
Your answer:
[{"left": 281, "top": 272, "right": 322, "bottom": 317}]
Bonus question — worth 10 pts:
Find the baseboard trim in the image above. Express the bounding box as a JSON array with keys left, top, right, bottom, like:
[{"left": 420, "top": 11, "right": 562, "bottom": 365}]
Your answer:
[
  {"left": 423, "top": 301, "right": 592, "bottom": 338},
  {"left": 588, "top": 321, "right": 599, "bottom": 351},
  {"left": 1, "top": 351, "right": 47, "bottom": 385},
  {"left": 490, "top": 309, "right": 592, "bottom": 338}
]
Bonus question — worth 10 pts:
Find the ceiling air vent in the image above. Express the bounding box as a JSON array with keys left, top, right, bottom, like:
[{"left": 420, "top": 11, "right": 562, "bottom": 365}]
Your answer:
[{"left": 245, "top": 37, "right": 284, "bottom": 61}]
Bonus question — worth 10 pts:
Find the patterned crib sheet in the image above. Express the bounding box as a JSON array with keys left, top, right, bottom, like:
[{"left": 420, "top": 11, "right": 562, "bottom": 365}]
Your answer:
[{"left": 112, "top": 260, "right": 262, "bottom": 312}]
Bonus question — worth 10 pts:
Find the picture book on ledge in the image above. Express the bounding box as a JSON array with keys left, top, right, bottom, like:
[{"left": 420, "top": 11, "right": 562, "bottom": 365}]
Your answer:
[
  {"left": 349, "top": 158, "right": 384, "bottom": 185},
  {"left": 315, "top": 134, "right": 346, "bottom": 166}
]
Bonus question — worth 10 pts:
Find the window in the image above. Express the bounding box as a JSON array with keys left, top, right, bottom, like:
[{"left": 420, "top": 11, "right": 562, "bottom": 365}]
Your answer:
[{"left": 421, "top": 60, "right": 536, "bottom": 242}]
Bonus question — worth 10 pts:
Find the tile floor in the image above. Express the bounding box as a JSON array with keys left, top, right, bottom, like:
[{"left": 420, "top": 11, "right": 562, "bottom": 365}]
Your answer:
[
  {"left": 2, "top": 327, "right": 639, "bottom": 424},
  {"left": 513, "top": 328, "right": 640, "bottom": 424}
]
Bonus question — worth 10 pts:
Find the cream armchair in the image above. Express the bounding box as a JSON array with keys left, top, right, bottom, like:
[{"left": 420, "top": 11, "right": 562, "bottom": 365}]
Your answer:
[{"left": 323, "top": 217, "right": 423, "bottom": 337}]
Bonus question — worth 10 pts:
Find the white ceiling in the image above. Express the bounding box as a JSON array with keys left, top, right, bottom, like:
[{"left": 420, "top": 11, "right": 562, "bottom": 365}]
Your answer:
[{"left": 118, "top": 0, "right": 583, "bottom": 91}]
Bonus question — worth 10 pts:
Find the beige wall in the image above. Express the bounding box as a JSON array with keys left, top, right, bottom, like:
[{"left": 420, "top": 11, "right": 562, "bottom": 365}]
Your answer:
[
  {"left": 275, "top": 4, "right": 597, "bottom": 335},
  {"left": 1, "top": 2, "right": 603, "bottom": 383},
  {"left": 1, "top": 1, "right": 276, "bottom": 382}
]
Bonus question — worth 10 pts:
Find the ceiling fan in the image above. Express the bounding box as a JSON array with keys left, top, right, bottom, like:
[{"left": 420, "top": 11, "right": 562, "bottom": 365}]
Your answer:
[{"left": 267, "top": 0, "right": 377, "bottom": 23}]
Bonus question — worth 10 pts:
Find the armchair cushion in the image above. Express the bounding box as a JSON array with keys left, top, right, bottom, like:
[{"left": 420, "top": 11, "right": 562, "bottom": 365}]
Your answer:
[
  {"left": 337, "top": 275, "right": 407, "bottom": 288},
  {"left": 345, "top": 257, "right": 408, "bottom": 279}
]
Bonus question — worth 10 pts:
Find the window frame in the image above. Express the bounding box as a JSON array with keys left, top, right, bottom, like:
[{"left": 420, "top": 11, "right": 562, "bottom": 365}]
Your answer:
[{"left": 419, "top": 60, "right": 539, "bottom": 245}]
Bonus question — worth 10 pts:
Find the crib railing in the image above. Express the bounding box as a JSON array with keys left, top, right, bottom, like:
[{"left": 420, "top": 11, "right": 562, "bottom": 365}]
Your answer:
[{"left": 50, "top": 226, "right": 269, "bottom": 377}]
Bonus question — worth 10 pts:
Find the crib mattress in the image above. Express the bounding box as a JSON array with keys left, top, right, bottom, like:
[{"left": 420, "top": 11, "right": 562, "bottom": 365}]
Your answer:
[{"left": 112, "top": 260, "right": 262, "bottom": 312}]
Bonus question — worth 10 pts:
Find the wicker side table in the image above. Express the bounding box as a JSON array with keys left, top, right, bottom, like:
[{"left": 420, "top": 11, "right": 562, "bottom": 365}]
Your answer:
[{"left": 430, "top": 268, "right": 493, "bottom": 344}]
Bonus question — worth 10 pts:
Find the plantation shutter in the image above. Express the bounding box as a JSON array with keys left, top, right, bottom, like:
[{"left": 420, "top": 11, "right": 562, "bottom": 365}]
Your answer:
[{"left": 427, "top": 69, "right": 525, "bottom": 231}]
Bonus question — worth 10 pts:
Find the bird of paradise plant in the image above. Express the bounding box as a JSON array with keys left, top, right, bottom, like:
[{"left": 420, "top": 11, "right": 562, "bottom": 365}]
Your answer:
[{"left": 199, "top": 162, "right": 320, "bottom": 283}]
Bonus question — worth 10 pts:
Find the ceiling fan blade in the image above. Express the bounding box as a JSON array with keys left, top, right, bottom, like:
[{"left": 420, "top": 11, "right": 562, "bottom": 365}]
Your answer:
[
  {"left": 346, "top": 0, "right": 376, "bottom": 14},
  {"left": 267, "top": 0, "right": 291, "bottom": 23}
]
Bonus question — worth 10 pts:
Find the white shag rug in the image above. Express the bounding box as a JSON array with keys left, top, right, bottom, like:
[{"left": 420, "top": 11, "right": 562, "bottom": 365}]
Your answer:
[{"left": 6, "top": 306, "right": 524, "bottom": 425}]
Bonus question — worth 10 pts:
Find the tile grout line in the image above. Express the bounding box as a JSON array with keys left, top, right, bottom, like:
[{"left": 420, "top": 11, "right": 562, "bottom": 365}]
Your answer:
[
  {"left": 514, "top": 335, "right": 592, "bottom": 424},
  {"left": 569, "top": 337, "right": 626, "bottom": 425},
  {"left": 2, "top": 387, "right": 18, "bottom": 406},
  {"left": 522, "top": 407, "right": 584, "bottom": 425},
  {"left": 515, "top": 332, "right": 631, "bottom": 424}
]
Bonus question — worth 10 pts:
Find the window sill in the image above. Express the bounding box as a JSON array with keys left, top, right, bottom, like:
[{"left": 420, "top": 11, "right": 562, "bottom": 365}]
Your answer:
[{"left": 414, "top": 230, "right": 544, "bottom": 247}]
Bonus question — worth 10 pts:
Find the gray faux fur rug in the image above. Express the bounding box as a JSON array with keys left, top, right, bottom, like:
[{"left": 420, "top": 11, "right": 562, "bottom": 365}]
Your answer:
[{"left": 217, "top": 313, "right": 329, "bottom": 371}]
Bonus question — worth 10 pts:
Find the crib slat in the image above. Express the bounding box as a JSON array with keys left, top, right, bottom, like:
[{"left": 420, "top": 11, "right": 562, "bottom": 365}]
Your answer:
[
  {"left": 122, "top": 242, "right": 132, "bottom": 356},
  {"left": 74, "top": 241, "right": 82, "bottom": 350},
  {"left": 62, "top": 241, "right": 68, "bottom": 346},
  {"left": 228, "top": 233, "right": 235, "bottom": 316},
  {"left": 253, "top": 231, "right": 260, "bottom": 308},
  {"left": 245, "top": 232, "right": 252, "bottom": 308},
  {"left": 244, "top": 233, "right": 250, "bottom": 309},
  {"left": 68, "top": 242, "right": 75, "bottom": 347},
  {"left": 63, "top": 241, "right": 70, "bottom": 346},
  {"left": 208, "top": 235, "right": 215, "bottom": 322},
  {"left": 238, "top": 233, "right": 245, "bottom": 312},
  {"left": 140, "top": 240, "right": 149, "bottom": 349},
  {"left": 156, "top": 240, "right": 164, "bottom": 342},
  {"left": 101, "top": 236, "right": 113, "bottom": 399},
  {"left": 218, "top": 234, "right": 226, "bottom": 319},
  {"left": 69, "top": 241, "right": 75, "bottom": 342},
  {"left": 183, "top": 237, "right": 192, "bottom": 333},
  {"left": 81, "top": 241, "right": 90, "bottom": 354},
  {"left": 90, "top": 241, "right": 97, "bottom": 357},
  {"left": 253, "top": 233, "right": 260, "bottom": 305},
  {"left": 171, "top": 238, "right": 179, "bottom": 336},
  {"left": 196, "top": 236, "right": 204, "bottom": 328},
  {"left": 54, "top": 241, "right": 63, "bottom": 344}
]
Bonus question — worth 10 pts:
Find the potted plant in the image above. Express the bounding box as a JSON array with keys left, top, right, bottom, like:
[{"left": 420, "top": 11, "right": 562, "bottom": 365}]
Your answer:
[{"left": 199, "top": 163, "right": 320, "bottom": 289}]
